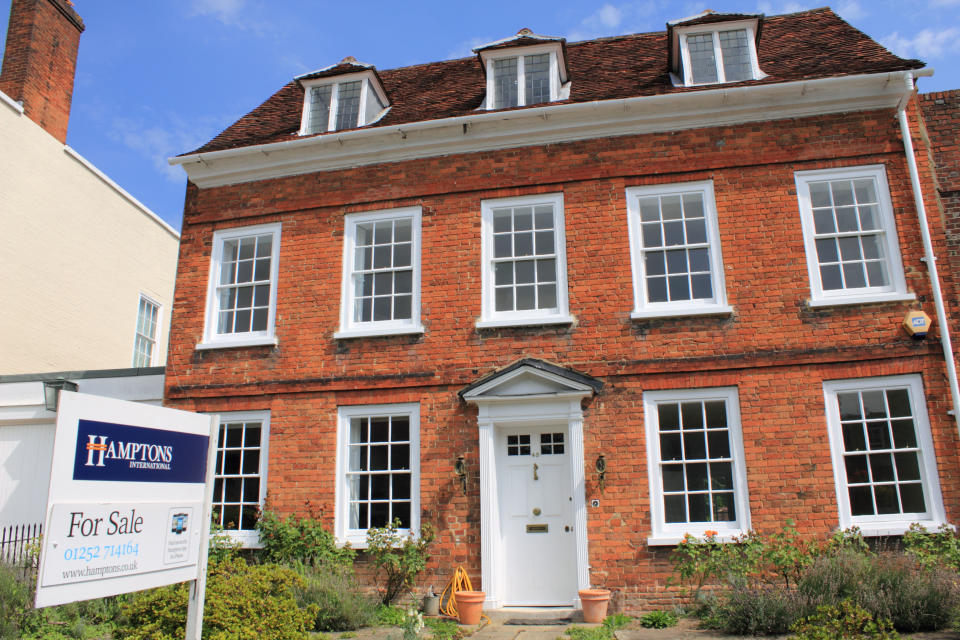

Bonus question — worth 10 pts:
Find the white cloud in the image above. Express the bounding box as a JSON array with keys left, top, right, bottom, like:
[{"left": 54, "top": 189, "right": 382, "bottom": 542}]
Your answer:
[
  {"left": 446, "top": 36, "right": 492, "bottom": 60},
  {"left": 187, "top": 0, "right": 245, "bottom": 26},
  {"left": 756, "top": 1, "right": 813, "bottom": 14},
  {"left": 596, "top": 4, "right": 624, "bottom": 29},
  {"left": 882, "top": 27, "right": 960, "bottom": 59},
  {"left": 110, "top": 114, "right": 226, "bottom": 184},
  {"left": 835, "top": 0, "right": 866, "bottom": 20},
  {"left": 566, "top": 1, "right": 666, "bottom": 42}
]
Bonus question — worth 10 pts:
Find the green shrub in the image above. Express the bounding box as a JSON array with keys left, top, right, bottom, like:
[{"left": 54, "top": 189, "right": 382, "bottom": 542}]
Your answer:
[
  {"left": 0, "top": 563, "right": 30, "bottom": 640},
  {"left": 118, "top": 557, "right": 316, "bottom": 640},
  {"left": 366, "top": 520, "right": 436, "bottom": 604},
  {"left": 903, "top": 523, "right": 960, "bottom": 571},
  {"left": 256, "top": 510, "right": 355, "bottom": 569},
  {"left": 800, "top": 550, "right": 959, "bottom": 632},
  {"left": 1, "top": 562, "right": 127, "bottom": 640},
  {"left": 706, "top": 586, "right": 807, "bottom": 635},
  {"left": 294, "top": 565, "right": 377, "bottom": 631},
  {"left": 20, "top": 596, "right": 127, "bottom": 640},
  {"left": 376, "top": 604, "right": 408, "bottom": 626},
  {"left": 602, "top": 613, "right": 631, "bottom": 631},
  {"left": 790, "top": 600, "right": 899, "bottom": 640},
  {"left": 638, "top": 610, "right": 676, "bottom": 628},
  {"left": 424, "top": 617, "right": 462, "bottom": 640}
]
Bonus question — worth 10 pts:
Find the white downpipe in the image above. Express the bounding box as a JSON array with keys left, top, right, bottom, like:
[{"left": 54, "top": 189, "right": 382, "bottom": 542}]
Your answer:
[{"left": 897, "top": 73, "right": 960, "bottom": 435}]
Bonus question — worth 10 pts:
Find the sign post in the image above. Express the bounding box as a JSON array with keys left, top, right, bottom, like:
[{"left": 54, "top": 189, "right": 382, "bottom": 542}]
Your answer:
[
  {"left": 185, "top": 414, "right": 218, "bottom": 640},
  {"left": 35, "top": 391, "right": 214, "bottom": 639}
]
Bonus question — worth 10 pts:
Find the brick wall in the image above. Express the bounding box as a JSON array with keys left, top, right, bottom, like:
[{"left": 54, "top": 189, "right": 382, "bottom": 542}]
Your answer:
[
  {"left": 0, "top": 0, "right": 83, "bottom": 143},
  {"left": 165, "top": 103, "right": 960, "bottom": 609},
  {"left": 920, "top": 90, "right": 960, "bottom": 346}
]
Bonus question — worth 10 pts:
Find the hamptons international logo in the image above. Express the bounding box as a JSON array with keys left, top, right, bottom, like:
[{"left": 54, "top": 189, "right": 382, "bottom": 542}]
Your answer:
[
  {"left": 85, "top": 435, "right": 174, "bottom": 470},
  {"left": 73, "top": 419, "right": 208, "bottom": 484}
]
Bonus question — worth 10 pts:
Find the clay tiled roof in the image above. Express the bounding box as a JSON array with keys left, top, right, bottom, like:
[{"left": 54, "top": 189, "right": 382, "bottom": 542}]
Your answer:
[
  {"left": 920, "top": 90, "right": 960, "bottom": 193},
  {"left": 185, "top": 7, "right": 922, "bottom": 156},
  {"left": 668, "top": 11, "right": 761, "bottom": 27}
]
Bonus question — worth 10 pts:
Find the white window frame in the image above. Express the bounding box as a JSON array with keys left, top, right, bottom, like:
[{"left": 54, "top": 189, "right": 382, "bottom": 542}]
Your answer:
[
  {"left": 212, "top": 410, "right": 271, "bottom": 548},
  {"left": 335, "top": 207, "right": 424, "bottom": 339},
  {"left": 823, "top": 375, "right": 947, "bottom": 536},
  {"left": 795, "top": 165, "right": 913, "bottom": 307},
  {"left": 334, "top": 403, "right": 421, "bottom": 548},
  {"left": 626, "top": 180, "right": 732, "bottom": 319},
  {"left": 676, "top": 21, "right": 764, "bottom": 86},
  {"left": 198, "top": 222, "right": 282, "bottom": 350},
  {"left": 483, "top": 44, "right": 561, "bottom": 110},
  {"left": 478, "top": 192, "right": 571, "bottom": 328},
  {"left": 644, "top": 387, "right": 751, "bottom": 545},
  {"left": 298, "top": 71, "right": 389, "bottom": 135},
  {"left": 131, "top": 293, "right": 161, "bottom": 367}
]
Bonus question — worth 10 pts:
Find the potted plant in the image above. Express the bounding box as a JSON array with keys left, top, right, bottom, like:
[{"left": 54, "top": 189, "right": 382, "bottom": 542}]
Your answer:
[
  {"left": 454, "top": 590, "right": 485, "bottom": 625},
  {"left": 578, "top": 588, "right": 611, "bottom": 623}
]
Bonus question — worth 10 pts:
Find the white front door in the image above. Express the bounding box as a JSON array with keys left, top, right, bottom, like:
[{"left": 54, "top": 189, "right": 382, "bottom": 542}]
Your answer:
[{"left": 497, "top": 426, "right": 577, "bottom": 606}]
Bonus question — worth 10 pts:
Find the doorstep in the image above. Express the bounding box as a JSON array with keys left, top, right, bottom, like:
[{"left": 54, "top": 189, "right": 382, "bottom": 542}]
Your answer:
[{"left": 482, "top": 607, "right": 580, "bottom": 625}]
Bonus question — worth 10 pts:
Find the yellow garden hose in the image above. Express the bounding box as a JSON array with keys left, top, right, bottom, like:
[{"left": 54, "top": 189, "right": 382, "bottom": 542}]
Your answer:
[{"left": 439, "top": 566, "right": 490, "bottom": 625}]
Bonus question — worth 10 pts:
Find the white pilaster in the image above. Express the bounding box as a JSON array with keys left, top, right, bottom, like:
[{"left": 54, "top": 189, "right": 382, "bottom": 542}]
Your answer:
[
  {"left": 477, "top": 416, "right": 501, "bottom": 608},
  {"left": 568, "top": 403, "right": 590, "bottom": 594}
]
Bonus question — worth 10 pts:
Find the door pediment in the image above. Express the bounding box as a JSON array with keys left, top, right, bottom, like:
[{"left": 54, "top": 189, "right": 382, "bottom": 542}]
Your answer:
[{"left": 459, "top": 358, "right": 602, "bottom": 404}]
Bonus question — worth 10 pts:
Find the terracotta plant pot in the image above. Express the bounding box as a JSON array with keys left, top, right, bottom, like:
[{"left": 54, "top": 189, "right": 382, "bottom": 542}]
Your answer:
[
  {"left": 579, "top": 588, "right": 611, "bottom": 623},
  {"left": 455, "top": 590, "right": 485, "bottom": 625}
]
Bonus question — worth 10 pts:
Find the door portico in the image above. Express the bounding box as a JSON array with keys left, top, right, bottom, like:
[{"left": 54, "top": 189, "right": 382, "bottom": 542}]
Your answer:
[{"left": 460, "top": 359, "right": 602, "bottom": 609}]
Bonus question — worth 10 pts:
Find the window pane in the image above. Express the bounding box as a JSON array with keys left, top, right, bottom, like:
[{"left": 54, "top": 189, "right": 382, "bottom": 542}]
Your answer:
[
  {"left": 493, "top": 57, "right": 519, "bottom": 108},
  {"left": 662, "top": 465, "right": 685, "bottom": 492},
  {"left": 659, "top": 403, "right": 680, "bottom": 430},
  {"left": 899, "top": 483, "right": 926, "bottom": 513},
  {"left": 719, "top": 29, "right": 751, "bottom": 81},
  {"left": 307, "top": 85, "right": 332, "bottom": 133},
  {"left": 688, "top": 494, "right": 710, "bottom": 522},
  {"left": 713, "top": 493, "right": 736, "bottom": 522},
  {"left": 524, "top": 53, "right": 550, "bottom": 105},
  {"left": 336, "top": 81, "right": 362, "bottom": 130},
  {"left": 688, "top": 33, "right": 718, "bottom": 83},
  {"left": 664, "top": 495, "right": 686, "bottom": 523},
  {"left": 684, "top": 431, "right": 707, "bottom": 460}
]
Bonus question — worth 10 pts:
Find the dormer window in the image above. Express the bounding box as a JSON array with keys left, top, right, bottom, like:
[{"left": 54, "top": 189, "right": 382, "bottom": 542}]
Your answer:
[
  {"left": 669, "top": 13, "right": 765, "bottom": 87},
  {"left": 296, "top": 59, "right": 389, "bottom": 135},
  {"left": 475, "top": 30, "right": 570, "bottom": 111}
]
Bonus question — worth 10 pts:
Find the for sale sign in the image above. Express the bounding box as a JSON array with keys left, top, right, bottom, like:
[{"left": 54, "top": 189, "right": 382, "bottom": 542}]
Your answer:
[{"left": 35, "top": 392, "right": 215, "bottom": 608}]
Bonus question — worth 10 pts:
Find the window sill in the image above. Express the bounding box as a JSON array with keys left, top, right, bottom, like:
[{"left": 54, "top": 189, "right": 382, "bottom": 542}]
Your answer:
[
  {"left": 340, "top": 530, "right": 413, "bottom": 550},
  {"left": 847, "top": 520, "right": 953, "bottom": 537},
  {"left": 631, "top": 305, "right": 733, "bottom": 320},
  {"left": 475, "top": 315, "right": 573, "bottom": 329},
  {"left": 807, "top": 292, "right": 916, "bottom": 308},
  {"left": 223, "top": 531, "right": 263, "bottom": 549},
  {"left": 196, "top": 336, "right": 278, "bottom": 350},
  {"left": 647, "top": 530, "right": 748, "bottom": 546},
  {"left": 333, "top": 325, "right": 425, "bottom": 340}
]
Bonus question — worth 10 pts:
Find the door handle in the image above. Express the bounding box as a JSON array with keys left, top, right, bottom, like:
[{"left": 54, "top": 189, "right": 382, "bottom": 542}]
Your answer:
[{"left": 533, "top": 463, "right": 539, "bottom": 481}]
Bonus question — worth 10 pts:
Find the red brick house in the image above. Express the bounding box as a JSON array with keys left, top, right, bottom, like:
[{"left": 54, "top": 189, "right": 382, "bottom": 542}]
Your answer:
[{"left": 166, "top": 8, "right": 960, "bottom": 610}]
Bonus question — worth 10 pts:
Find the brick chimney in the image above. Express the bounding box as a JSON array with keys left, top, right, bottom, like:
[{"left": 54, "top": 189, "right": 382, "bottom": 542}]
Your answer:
[{"left": 0, "top": 0, "right": 84, "bottom": 143}]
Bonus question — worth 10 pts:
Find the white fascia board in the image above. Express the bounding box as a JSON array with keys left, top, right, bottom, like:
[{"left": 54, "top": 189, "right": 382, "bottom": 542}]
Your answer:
[
  {"left": 0, "top": 89, "right": 24, "bottom": 114},
  {"left": 171, "top": 71, "right": 918, "bottom": 189}
]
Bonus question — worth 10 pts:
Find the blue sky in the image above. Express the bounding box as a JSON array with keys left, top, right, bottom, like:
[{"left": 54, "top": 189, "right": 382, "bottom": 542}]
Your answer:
[{"left": 2, "top": 0, "right": 958, "bottom": 231}]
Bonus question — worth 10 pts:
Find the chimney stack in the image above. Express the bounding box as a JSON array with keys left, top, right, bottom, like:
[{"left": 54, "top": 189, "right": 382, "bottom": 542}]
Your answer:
[{"left": 0, "top": 0, "right": 84, "bottom": 143}]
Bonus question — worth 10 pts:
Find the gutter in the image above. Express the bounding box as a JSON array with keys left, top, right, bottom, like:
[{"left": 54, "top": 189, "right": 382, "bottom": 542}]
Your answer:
[
  {"left": 169, "top": 70, "right": 920, "bottom": 168},
  {"left": 896, "top": 69, "right": 960, "bottom": 436}
]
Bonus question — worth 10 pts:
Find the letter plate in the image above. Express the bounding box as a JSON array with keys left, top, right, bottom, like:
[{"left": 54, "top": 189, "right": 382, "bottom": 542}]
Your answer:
[{"left": 526, "top": 524, "right": 548, "bottom": 533}]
